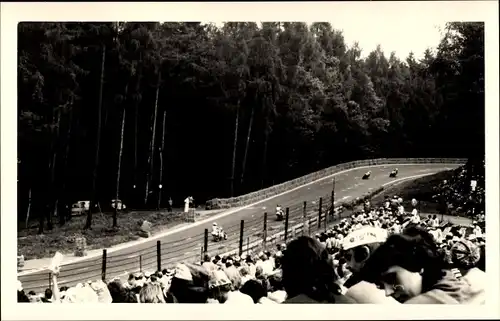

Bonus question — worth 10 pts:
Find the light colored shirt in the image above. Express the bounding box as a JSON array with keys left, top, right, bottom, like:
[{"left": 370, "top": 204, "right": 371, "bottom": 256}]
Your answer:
[
  {"left": 267, "top": 290, "right": 287, "bottom": 303},
  {"left": 224, "top": 291, "right": 254, "bottom": 304},
  {"left": 345, "top": 281, "right": 399, "bottom": 304}
]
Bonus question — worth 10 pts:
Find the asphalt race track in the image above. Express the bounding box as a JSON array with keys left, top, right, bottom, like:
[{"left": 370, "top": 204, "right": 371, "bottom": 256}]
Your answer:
[{"left": 18, "top": 163, "right": 461, "bottom": 293}]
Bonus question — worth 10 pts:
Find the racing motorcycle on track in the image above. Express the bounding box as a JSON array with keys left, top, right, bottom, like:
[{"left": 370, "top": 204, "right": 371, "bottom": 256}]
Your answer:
[
  {"left": 389, "top": 168, "right": 399, "bottom": 178},
  {"left": 211, "top": 223, "right": 227, "bottom": 242},
  {"left": 362, "top": 171, "right": 371, "bottom": 180},
  {"left": 276, "top": 205, "right": 284, "bottom": 221}
]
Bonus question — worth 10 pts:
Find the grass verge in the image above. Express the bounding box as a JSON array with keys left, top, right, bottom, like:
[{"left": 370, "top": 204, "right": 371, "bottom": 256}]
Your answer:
[
  {"left": 368, "top": 170, "right": 455, "bottom": 213},
  {"left": 17, "top": 209, "right": 221, "bottom": 260}
]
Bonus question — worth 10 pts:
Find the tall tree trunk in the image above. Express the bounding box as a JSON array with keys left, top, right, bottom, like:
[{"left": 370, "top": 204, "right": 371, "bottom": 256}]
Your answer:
[
  {"left": 85, "top": 43, "right": 106, "bottom": 230},
  {"left": 50, "top": 123, "right": 59, "bottom": 215},
  {"left": 145, "top": 71, "right": 161, "bottom": 206},
  {"left": 46, "top": 111, "right": 61, "bottom": 230},
  {"left": 133, "top": 52, "right": 142, "bottom": 206},
  {"left": 230, "top": 100, "right": 240, "bottom": 197},
  {"left": 114, "top": 105, "right": 126, "bottom": 228},
  {"left": 60, "top": 103, "right": 74, "bottom": 224},
  {"left": 240, "top": 105, "right": 255, "bottom": 185},
  {"left": 37, "top": 201, "right": 45, "bottom": 235},
  {"left": 25, "top": 188, "right": 32, "bottom": 229},
  {"left": 157, "top": 110, "right": 167, "bottom": 210},
  {"left": 261, "top": 128, "right": 269, "bottom": 189}
]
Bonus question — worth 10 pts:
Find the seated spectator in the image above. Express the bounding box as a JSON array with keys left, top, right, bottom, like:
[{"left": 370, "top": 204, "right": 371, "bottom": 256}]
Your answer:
[
  {"left": 361, "top": 226, "right": 485, "bottom": 304},
  {"left": 341, "top": 226, "right": 388, "bottom": 288},
  {"left": 18, "top": 290, "right": 30, "bottom": 303},
  {"left": 267, "top": 270, "right": 287, "bottom": 303},
  {"left": 450, "top": 239, "right": 480, "bottom": 266},
  {"left": 238, "top": 266, "right": 252, "bottom": 285},
  {"left": 255, "top": 265, "right": 271, "bottom": 292},
  {"left": 208, "top": 270, "right": 253, "bottom": 304},
  {"left": 281, "top": 236, "right": 354, "bottom": 303},
  {"left": 41, "top": 288, "right": 52, "bottom": 303},
  {"left": 240, "top": 279, "right": 273, "bottom": 304},
  {"left": 89, "top": 280, "right": 112, "bottom": 303},
  {"left": 139, "top": 282, "right": 166, "bottom": 303},
  {"left": 107, "top": 279, "right": 137, "bottom": 303},
  {"left": 168, "top": 263, "right": 208, "bottom": 303}
]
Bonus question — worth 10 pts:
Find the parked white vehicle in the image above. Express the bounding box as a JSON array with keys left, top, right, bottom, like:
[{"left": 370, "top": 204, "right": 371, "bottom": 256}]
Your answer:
[
  {"left": 71, "top": 201, "right": 90, "bottom": 216},
  {"left": 111, "top": 199, "right": 127, "bottom": 210}
]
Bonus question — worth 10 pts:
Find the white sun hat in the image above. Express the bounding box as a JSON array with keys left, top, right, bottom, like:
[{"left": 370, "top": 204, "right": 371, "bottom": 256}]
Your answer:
[{"left": 342, "top": 226, "right": 388, "bottom": 251}]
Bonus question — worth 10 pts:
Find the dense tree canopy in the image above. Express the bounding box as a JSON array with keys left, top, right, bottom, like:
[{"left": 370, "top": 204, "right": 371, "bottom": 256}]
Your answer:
[{"left": 17, "top": 22, "right": 484, "bottom": 231}]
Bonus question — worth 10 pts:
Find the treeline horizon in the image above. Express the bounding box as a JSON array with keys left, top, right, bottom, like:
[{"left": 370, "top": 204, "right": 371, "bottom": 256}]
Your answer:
[{"left": 17, "top": 22, "right": 484, "bottom": 232}]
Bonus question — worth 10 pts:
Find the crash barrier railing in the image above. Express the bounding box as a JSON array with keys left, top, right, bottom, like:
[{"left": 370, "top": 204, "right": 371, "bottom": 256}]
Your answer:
[
  {"left": 19, "top": 157, "right": 468, "bottom": 293},
  {"left": 205, "top": 157, "right": 467, "bottom": 210}
]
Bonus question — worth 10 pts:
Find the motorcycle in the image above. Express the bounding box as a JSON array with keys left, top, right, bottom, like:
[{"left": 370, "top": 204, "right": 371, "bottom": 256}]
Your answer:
[
  {"left": 276, "top": 209, "right": 284, "bottom": 221},
  {"left": 212, "top": 230, "right": 227, "bottom": 242},
  {"left": 362, "top": 171, "right": 371, "bottom": 180},
  {"left": 389, "top": 169, "right": 398, "bottom": 178}
]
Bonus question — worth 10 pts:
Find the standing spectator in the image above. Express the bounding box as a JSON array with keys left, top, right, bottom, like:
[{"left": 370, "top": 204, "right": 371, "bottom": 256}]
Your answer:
[
  {"left": 184, "top": 197, "right": 190, "bottom": 213},
  {"left": 167, "top": 197, "right": 173, "bottom": 212}
]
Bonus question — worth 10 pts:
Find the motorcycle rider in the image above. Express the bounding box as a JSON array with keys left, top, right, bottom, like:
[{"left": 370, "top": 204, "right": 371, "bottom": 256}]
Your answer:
[
  {"left": 212, "top": 222, "right": 226, "bottom": 240},
  {"left": 212, "top": 222, "right": 220, "bottom": 236},
  {"left": 276, "top": 204, "right": 284, "bottom": 218}
]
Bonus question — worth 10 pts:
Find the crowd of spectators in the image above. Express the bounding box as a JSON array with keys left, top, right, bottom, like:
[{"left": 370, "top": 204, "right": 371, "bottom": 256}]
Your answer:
[{"left": 432, "top": 160, "right": 485, "bottom": 222}]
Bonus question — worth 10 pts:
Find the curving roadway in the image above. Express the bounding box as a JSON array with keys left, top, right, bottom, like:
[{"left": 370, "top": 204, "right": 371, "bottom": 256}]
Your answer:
[{"left": 18, "top": 163, "right": 461, "bottom": 293}]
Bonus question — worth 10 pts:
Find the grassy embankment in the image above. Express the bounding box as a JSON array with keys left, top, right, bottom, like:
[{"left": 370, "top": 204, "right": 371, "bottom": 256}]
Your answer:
[{"left": 17, "top": 208, "right": 220, "bottom": 260}]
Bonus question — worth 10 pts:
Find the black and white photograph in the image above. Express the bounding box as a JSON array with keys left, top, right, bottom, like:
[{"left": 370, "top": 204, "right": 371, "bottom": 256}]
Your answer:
[{"left": 1, "top": 1, "right": 499, "bottom": 319}]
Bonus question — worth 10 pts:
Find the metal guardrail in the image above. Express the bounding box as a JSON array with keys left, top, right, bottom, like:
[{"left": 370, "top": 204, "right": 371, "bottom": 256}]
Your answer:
[{"left": 205, "top": 157, "right": 467, "bottom": 210}]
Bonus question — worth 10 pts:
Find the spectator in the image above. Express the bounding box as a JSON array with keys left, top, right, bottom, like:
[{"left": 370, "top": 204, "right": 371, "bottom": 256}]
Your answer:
[
  {"left": 167, "top": 197, "right": 173, "bottom": 212},
  {"left": 207, "top": 270, "right": 253, "bottom": 304},
  {"left": 340, "top": 227, "right": 398, "bottom": 304},
  {"left": 255, "top": 265, "right": 271, "bottom": 292},
  {"left": 224, "top": 261, "right": 243, "bottom": 291},
  {"left": 41, "top": 288, "right": 52, "bottom": 303},
  {"left": 449, "top": 239, "right": 481, "bottom": 275},
  {"left": 240, "top": 279, "right": 273, "bottom": 304},
  {"left": 238, "top": 266, "right": 252, "bottom": 286},
  {"left": 202, "top": 254, "right": 217, "bottom": 273},
  {"left": 281, "top": 236, "right": 354, "bottom": 303},
  {"left": 107, "top": 279, "right": 136, "bottom": 303},
  {"left": 341, "top": 226, "right": 388, "bottom": 288},
  {"left": 267, "top": 271, "right": 287, "bottom": 303},
  {"left": 18, "top": 290, "right": 30, "bottom": 303},
  {"left": 89, "top": 280, "right": 112, "bottom": 303},
  {"left": 168, "top": 263, "right": 208, "bottom": 303},
  {"left": 139, "top": 282, "right": 166, "bottom": 303},
  {"left": 361, "top": 226, "right": 485, "bottom": 304}
]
